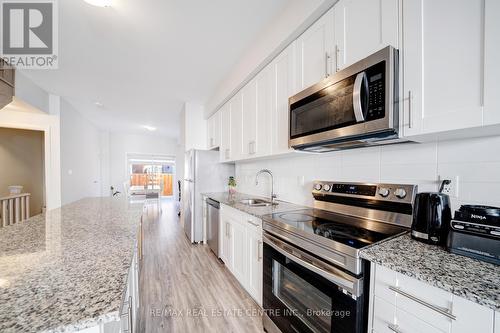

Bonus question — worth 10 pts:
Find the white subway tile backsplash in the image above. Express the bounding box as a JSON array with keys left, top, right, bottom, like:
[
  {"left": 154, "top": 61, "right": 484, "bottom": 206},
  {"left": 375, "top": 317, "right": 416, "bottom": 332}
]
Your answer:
[
  {"left": 437, "top": 136, "right": 500, "bottom": 163},
  {"left": 235, "top": 135, "right": 500, "bottom": 208}
]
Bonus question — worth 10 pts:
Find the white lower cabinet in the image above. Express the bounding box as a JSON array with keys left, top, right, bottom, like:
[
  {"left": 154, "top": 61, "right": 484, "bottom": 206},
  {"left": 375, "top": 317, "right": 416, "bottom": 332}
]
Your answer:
[
  {"left": 220, "top": 204, "right": 263, "bottom": 306},
  {"left": 370, "top": 263, "right": 495, "bottom": 333}
]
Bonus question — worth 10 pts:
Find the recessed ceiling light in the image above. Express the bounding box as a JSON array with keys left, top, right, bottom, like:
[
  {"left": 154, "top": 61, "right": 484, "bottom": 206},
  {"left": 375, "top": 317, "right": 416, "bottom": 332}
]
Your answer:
[
  {"left": 83, "top": 0, "right": 112, "bottom": 7},
  {"left": 95, "top": 102, "right": 104, "bottom": 107},
  {"left": 142, "top": 125, "right": 157, "bottom": 131}
]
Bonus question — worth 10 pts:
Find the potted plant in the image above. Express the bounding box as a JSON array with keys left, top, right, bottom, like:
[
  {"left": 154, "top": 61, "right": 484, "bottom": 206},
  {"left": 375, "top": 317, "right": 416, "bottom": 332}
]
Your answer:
[{"left": 228, "top": 176, "right": 237, "bottom": 195}]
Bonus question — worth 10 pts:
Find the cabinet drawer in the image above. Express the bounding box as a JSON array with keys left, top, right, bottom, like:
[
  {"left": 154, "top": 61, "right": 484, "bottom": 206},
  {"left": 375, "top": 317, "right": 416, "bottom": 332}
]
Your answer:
[
  {"left": 221, "top": 204, "right": 242, "bottom": 219},
  {"left": 243, "top": 214, "right": 262, "bottom": 231},
  {"left": 395, "top": 274, "right": 453, "bottom": 332},
  {"left": 374, "top": 264, "right": 453, "bottom": 332},
  {"left": 372, "top": 296, "right": 396, "bottom": 333},
  {"left": 374, "top": 264, "right": 397, "bottom": 304},
  {"left": 395, "top": 307, "right": 445, "bottom": 333}
]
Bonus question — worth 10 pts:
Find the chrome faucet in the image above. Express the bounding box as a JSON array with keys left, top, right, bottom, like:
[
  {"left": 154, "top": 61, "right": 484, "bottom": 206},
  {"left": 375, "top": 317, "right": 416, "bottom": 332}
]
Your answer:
[{"left": 255, "top": 169, "right": 276, "bottom": 203}]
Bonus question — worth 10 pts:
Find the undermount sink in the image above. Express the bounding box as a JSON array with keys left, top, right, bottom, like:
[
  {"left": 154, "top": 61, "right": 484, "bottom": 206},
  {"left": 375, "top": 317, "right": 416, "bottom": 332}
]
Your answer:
[{"left": 239, "top": 198, "right": 278, "bottom": 207}]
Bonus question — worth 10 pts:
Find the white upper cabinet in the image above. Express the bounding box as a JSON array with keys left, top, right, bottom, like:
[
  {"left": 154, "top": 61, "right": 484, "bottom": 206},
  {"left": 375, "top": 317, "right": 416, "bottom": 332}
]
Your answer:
[
  {"left": 229, "top": 92, "right": 243, "bottom": 161},
  {"left": 255, "top": 64, "right": 273, "bottom": 157},
  {"left": 207, "top": 111, "right": 221, "bottom": 150},
  {"left": 219, "top": 103, "right": 231, "bottom": 162},
  {"left": 241, "top": 78, "right": 258, "bottom": 158},
  {"left": 296, "top": 8, "right": 335, "bottom": 91},
  {"left": 484, "top": 0, "right": 500, "bottom": 126},
  {"left": 402, "top": 0, "right": 484, "bottom": 137},
  {"left": 334, "top": 0, "right": 399, "bottom": 71},
  {"left": 272, "top": 43, "right": 296, "bottom": 155}
]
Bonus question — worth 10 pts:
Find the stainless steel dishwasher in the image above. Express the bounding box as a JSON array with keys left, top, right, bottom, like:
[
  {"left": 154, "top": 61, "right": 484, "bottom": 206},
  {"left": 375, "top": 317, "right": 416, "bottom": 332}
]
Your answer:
[{"left": 206, "top": 198, "right": 220, "bottom": 257}]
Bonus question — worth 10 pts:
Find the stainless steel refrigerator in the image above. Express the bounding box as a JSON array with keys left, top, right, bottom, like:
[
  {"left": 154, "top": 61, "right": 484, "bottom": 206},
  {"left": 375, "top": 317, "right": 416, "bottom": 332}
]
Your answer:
[{"left": 182, "top": 149, "right": 234, "bottom": 243}]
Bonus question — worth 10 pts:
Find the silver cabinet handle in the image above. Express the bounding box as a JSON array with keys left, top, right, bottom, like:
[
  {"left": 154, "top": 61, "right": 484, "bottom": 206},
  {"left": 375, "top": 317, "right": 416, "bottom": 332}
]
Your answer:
[
  {"left": 388, "top": 324, "right": 402, "bottom": 333},
  {"left": 257, "top": 240, "right": 262, "bottom": 261},
  {"left": 120, "top": 296, "right": 133, "bottom": 333},
  {"left": 335, "top": 45, "right": 340, "bottom": 72},
  {"left": 325, "top": 52, "right": 330, "bottom": 78},
  {"left": 226, "top": 222, "right": 230, "bottom": 237},
  {"left": 225, "top": 149, "right": 230, "bottom": 160},
  {"left": 210, "top": 137, "right": 214, "bottom": 147},
  {"left": 128, "top": 296, "right": 133, "bottom": 333},
  {"left": 353, "top": 71, "right": 367, "bottom": 122},
  {"left": 389, "top": 286, "right": 456, "bottom": 320},
  {"left": 408, "top": 90, "right": 412, "bottom": 129},
  {"left": 247, "top": 219, "right": 259, "bottom": 227}
]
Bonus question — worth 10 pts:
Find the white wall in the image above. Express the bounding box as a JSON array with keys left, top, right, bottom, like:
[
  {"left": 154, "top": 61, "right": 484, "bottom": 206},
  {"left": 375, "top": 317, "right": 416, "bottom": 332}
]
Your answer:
[
  {"left": 235, "top": 136, "right": 500, "bottom": 211},
  {"left": 109, "top": 132, "right": 178, "bottom": 192},
  {"left": 205, "top": 0, "right": 329, "bottom": 116},
  {"left": 60, "top": 99, "right": 102, "bottom": 205},
  {"left": 15, "top": 72, "right": 50, "bottom": 114}
]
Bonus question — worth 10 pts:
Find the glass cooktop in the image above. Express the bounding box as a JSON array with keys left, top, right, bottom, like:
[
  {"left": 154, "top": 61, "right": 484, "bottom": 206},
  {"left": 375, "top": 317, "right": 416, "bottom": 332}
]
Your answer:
[{"left": 263, "top": 209, "right": 408, "bottom": 249}]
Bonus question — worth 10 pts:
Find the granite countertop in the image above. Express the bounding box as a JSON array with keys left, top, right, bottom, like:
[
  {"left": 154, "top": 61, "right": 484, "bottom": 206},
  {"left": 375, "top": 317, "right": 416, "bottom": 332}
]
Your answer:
[
  {"left": 360, "top": 233, "right": 500, "bottom": 311},
  {"left": 203, "top": 192, "right": 308, "bottom": 218},
  {"left": 0, "top": 197, "right": 144, "bottom": 333}
]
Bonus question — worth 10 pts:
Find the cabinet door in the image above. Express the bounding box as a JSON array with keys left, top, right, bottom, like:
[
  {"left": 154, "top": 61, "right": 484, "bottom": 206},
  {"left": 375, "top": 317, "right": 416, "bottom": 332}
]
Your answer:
[
  {"left": 334, "top": 0, "right": 399, "bottom": 70},
  {"left": 207, "top": 114, "right": 215, "bottom": 149},
  {"left": 296, "top": 7, "right": 334, "bottom": 90},
  {"left": 246, "top": 227, "right": 263, "bottom": 306},
  {"left": 483, "top": 0, "right": 500, "bottom": 126},
  {"left": 213, "top": 110, "right": 221, "bottom": 148},
  {"left": 272, "top": 43, "right": 296, "bottom": 155},
  {"left": 495, "top": 311, "right": 500, "bottom": 333},
  {"left": 241, "top": 78, "right": 257, "bottom": 158},
  {"left": 255, "top": 64, "right": 273, "bottom": 157},
  {"left": 402, "top": 0, "right": 484, "bottom": 136},
  {"left": 230, "top": 218, "right": 247, "bottom": 285},
  {"left": 229, "top": 93, "right": 243, "bottom": 161},
  {"left": 219, "top": 103, "right": 231, "bottom": 162},
  {"left": 220, "top": 209, "right": 233, "bottom": 269}
]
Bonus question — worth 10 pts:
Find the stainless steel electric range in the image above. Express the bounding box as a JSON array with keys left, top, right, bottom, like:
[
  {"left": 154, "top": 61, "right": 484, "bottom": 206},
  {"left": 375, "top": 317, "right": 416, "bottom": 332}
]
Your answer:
[{"left": 261, "top": 181, "right": 417, "bottom": 333}]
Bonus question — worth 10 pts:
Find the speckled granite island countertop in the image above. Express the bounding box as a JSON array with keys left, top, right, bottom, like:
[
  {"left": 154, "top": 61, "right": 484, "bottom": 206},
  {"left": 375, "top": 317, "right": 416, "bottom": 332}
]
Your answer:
[
  {"left": 0, "top": 197, "right": 144, "bottom": 333},
  {"left": 203, "top": 192, "right": 308, "bottom": 218},
  {"left": 360, "top": 233, "right": 500, "bottom": 311}
]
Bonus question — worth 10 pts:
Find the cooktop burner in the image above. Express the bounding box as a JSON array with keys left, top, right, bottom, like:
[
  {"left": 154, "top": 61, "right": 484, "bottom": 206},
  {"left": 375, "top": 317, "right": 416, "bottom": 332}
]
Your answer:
[{"left": 264, "top": 209, "right": 407, "bottom": 249}]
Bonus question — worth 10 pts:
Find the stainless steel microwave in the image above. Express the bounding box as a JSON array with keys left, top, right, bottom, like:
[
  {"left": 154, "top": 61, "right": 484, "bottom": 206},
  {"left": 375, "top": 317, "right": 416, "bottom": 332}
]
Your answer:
[{"left": 289, "top": 46, "right": 405, "bottom": 152}]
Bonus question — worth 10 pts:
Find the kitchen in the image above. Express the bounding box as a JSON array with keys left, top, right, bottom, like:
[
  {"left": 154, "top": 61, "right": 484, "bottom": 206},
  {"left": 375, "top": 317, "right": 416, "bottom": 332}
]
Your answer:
[{"left": 0, "top": 0, "right": 499, "bottom": 332}]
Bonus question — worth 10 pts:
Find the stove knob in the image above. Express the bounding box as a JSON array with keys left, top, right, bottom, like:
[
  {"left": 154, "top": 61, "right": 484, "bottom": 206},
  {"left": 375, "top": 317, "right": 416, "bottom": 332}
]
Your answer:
[
  {"left": 378, "top": 187, "right": 390, "bottom": 197},
  {"left": 314, "top": 183, "right": 322, "bottom": 191},
  {"left": 323, "top": 184, "right": 331, "bottom": 192},
  {"left": 394, "top": 188, "right": 407, "bottom": 199}
]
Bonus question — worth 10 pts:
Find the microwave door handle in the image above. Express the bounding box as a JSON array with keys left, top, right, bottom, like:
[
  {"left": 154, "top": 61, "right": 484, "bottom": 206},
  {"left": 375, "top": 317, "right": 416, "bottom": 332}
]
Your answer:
[{"left": 353, "top": 71, "right": 367, "bottom": 122}]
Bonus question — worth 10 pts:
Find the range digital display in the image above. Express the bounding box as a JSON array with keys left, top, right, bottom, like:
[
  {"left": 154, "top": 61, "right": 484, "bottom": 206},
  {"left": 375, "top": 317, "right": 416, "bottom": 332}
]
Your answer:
[{"left": 330, "top": 184, "right": 377, "bottom": 196}]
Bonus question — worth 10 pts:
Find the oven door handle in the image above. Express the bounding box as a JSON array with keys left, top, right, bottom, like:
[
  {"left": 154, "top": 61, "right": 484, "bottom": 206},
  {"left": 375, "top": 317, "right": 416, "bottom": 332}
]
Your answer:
[
  {"left": 263, "top": 233, "right": 362, "bottom": 298},
  {"left": 353, "top": 71, "right": 368, "bottom": 122}
]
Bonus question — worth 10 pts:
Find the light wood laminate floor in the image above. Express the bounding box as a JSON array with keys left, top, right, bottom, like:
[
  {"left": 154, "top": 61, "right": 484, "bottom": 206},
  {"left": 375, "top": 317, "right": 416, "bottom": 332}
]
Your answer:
[{"left": 138, "top": 198, "right": 264, "bottom": 333}]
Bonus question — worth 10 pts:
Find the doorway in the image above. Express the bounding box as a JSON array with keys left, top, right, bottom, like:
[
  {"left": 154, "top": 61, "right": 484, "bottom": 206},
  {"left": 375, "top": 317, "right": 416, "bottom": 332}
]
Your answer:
[
  {"left": 0, "top": 127, "right": 45, "bottom": 220},
  {"left": 126, "top": 154, "right": 175, "bottom": 198}
]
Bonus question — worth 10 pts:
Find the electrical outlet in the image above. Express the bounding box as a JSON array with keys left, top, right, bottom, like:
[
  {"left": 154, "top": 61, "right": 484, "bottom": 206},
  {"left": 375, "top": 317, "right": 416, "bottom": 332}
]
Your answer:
[{"left": 439, "top": 175, "right": 460, "bottom": 198}]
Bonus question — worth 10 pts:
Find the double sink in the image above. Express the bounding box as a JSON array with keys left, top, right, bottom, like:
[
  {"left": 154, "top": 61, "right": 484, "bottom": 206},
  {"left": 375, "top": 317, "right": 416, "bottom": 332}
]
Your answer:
[{"left": 239, "top": 198, "right": 278, "bottom": 207}]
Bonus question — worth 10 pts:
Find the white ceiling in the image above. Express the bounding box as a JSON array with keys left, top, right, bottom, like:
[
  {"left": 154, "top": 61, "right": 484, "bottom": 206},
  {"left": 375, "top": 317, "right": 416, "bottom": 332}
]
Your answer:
[{"left": 22, "top": 0, "right": 290, "bottom": 138}]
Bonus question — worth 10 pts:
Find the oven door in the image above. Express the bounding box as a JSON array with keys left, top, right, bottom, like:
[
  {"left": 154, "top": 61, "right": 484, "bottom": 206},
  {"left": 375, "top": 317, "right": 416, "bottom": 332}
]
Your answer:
[{"left": 263, "top": 233, "right": 365, "bottom": 333}]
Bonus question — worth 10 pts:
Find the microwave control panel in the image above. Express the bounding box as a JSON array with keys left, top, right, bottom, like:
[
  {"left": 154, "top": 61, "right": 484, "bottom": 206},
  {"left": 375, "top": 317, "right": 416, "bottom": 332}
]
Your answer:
[{"left": 366, "top": 61, "right": 386, "bottom": 121}]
